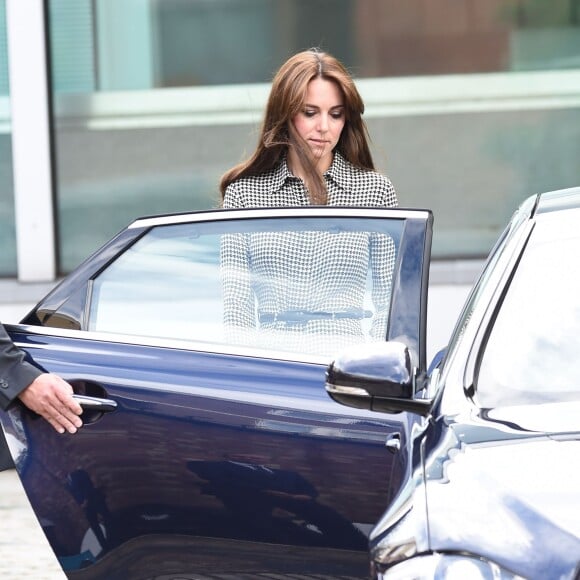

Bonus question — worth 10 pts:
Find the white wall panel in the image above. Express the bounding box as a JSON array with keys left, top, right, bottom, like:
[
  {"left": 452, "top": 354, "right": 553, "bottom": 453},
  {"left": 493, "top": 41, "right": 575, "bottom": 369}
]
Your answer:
[{"left": 6, "top": 0, "right": 55, "bottom": 281}]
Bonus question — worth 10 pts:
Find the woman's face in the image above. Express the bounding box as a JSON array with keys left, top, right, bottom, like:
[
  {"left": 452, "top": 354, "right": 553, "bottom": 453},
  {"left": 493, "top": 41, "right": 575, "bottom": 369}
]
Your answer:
[{"left": 291, "top": 77, "right": 346, "bottom": 170}]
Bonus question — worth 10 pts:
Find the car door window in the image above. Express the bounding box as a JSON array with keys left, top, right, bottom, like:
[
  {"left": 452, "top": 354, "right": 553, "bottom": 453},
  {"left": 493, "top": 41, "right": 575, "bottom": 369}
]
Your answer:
[
  {"left": 477, "top": 209, "right": 580, "bottom": 407},
  {"left": 88, "top": 216, "right": 403, "bottom": 358}
]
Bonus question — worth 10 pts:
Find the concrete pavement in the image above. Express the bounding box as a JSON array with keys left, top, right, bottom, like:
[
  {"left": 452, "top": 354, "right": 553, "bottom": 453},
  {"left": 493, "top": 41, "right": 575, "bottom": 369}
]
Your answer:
[
  {"left": 0, "top": 286, "right": 65, "bottom": 578},
  {"left": 0, "top": 469, "right": 66, "bottom": 579}
]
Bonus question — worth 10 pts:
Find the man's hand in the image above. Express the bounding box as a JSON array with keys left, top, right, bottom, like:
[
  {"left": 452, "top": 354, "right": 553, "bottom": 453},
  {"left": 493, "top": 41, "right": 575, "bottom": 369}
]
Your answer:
[{"left": 18, "top": 374, "right": 83, "bottom": 434}]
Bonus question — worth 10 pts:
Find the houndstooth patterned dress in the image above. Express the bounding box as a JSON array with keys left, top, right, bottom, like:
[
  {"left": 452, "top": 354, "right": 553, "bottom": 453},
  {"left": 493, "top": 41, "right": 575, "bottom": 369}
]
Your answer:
[{"left": 221, "top": 152, "right": 398, "bottom": 355}]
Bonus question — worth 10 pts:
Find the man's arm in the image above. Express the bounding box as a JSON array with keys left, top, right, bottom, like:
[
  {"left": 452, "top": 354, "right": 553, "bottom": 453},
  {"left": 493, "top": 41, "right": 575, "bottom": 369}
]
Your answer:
[{"left": 0, "top": 323, "right": 83, "bottom": 434}]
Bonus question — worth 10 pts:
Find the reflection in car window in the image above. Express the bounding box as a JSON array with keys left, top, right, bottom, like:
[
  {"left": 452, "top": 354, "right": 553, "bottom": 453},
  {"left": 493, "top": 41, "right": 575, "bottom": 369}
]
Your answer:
[
  {"left": 221, "top": 229, "right": 395, "bottom": 356},
  {"left": 88, "top": 224, "right": 224, "bottom": 343},
  {"left": 477, "top": 210, "right": 580, "bottom": 407},
  {"left": 88, "top": 217, "right": 401, "bottom": 358}
]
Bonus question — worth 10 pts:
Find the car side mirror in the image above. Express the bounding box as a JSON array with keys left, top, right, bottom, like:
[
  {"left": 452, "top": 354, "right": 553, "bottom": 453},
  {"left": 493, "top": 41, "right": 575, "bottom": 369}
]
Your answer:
[{"left": 325, "top": 341, "right": 431, "bottom": 416}]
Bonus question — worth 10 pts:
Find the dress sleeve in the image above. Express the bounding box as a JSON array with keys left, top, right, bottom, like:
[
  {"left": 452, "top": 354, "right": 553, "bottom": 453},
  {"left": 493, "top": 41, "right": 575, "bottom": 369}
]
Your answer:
[
  {"left": 369, "top": 174, "right": 398, "bottom": 339},
  {"left": 220, "top": 232, "right": 255, "bottom": 330},
  {"left": 222, "top": 181, "right": 243, "bottom": 209},
  {"left": 369, "top": 233, "right": 396, "bottom": 340},
  {"left": 220, "top": 182, "right": 256, "bottom": 340},
  {"left": 382, "top": 175, "right": 398, "bottom": 208}
]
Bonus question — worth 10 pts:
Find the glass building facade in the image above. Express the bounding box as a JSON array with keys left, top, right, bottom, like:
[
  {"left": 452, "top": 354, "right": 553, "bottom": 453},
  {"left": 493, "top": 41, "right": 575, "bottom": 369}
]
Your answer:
[
  {"left": 2, "top": 0, "right": 580, "bottom": 276},
  {"left": 0, "top": 0, "right": 16, "bottom": 275}
]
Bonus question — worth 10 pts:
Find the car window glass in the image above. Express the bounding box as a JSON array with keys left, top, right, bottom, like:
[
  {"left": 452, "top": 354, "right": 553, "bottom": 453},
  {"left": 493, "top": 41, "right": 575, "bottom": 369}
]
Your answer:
[
  {"left": 477, "top": 209, "right": 580, "bottom": 407},
  {"left": 436, "top": 206, "right": 522, "bottom": 384},
  {"left": 88, "top": 217, "right": 402, "bottom": 358}
]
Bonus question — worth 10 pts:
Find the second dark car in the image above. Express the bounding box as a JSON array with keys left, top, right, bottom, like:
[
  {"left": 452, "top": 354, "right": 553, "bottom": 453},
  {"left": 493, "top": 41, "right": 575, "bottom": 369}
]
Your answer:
[{"left": 327, "top": 187, "right": 580, "bottom": 579}]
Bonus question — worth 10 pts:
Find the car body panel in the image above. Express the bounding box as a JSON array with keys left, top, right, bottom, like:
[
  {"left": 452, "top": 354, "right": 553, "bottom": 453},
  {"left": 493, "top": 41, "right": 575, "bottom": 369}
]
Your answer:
[
  {"left": 342, "top": 188, "right": 580, "bottom": 580},
  {"left": 4, "top": 328, "right": 402, "bottom": 576},
  {"left": 371, "top": 406, "right": 580, "bottom": 580},
  {"left": 424, "top": 425, "right": 580, "bottom": 579}
]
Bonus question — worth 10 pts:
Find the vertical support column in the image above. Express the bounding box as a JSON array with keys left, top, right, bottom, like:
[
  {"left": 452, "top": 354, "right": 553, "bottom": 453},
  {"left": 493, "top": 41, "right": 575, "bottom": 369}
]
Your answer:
[{"left": 6, "top": 0, "right": 56, "bottom": 281}]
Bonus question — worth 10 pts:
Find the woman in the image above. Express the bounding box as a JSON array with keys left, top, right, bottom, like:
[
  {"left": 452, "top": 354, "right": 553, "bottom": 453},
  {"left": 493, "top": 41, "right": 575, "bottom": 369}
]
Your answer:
[
  {"left": 220, "top": 48, "right": 397, "bottom": 207},
  {"left": 219, "top": 49, "right": 398, "bottom": 354}
]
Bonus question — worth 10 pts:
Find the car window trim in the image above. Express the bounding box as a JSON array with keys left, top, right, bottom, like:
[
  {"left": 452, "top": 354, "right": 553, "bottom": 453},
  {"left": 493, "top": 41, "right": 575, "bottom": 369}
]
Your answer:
[
  {"left": 128, "top": 206, "right": 432, "bottom": 229},
  {"left": 463, "top": 219, "right": 536, "bottom": 401},
  {"left": 7, "top": 323, "right": 332, "bottom": 366}
]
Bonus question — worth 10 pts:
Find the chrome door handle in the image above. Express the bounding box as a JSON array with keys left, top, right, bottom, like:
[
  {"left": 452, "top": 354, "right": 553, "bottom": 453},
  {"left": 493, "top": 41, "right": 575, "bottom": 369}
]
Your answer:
[
  {"left": 385, "top": 433, "right": 401, "bottom": 453},
  {"left": 73, "top": 394, "right": 117, "bottom": 413}
]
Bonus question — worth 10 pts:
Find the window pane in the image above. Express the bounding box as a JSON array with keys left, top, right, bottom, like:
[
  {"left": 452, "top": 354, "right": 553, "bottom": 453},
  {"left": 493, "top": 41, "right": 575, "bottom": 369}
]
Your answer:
[
  {"left": 98, "top": 0, "right": 580, "bottom": 89},
  {"left": 0, "top": 0, "right": 16, "bottom": 276},
  {"left": 361, "top": 0, "right": 580, "bottom": 76},
  {"left": 88, "top": 217, "right": 400, "bottom": 358},
  {"left": 49, "top": 0, "right": 580, "bottom": 274},
  {"left": 477, "top": 209, "right": 580, "bottom": 407},
  {"left": 49, "top": 0, "right": 95, "bottom": 93},
  {"left": 0, "top": 0, "right": 7, "bottom": 94}
]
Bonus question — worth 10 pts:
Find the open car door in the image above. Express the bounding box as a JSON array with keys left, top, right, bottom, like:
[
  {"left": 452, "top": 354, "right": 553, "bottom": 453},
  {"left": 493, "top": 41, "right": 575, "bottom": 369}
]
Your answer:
[{"left": 1, "top": 207, "right": 432, "bottom": 579}]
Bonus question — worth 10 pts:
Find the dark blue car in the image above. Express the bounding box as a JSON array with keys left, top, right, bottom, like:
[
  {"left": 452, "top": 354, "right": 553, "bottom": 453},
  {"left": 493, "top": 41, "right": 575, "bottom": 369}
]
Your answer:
[
  {"left": 2, "top": 190, "right": 580, "bottom": 579},
  {"left": 1, "top": 206, "right": 431, "bottom": 579}
]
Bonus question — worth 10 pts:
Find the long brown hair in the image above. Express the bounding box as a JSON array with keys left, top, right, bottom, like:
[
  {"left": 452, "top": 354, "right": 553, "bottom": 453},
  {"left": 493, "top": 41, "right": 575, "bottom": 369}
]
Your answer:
[{"left": 219, "top": 48, "right": 376, "bottom": 204}]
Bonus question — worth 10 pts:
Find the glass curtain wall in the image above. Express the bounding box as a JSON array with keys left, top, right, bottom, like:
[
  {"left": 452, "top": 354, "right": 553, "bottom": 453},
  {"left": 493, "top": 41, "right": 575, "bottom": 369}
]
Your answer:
[
  {"left": 0, "top": 0, "right": 16, "bottom": 276},
  {"left": 48, "top": 0, "right": 580, "bottom": 272}
]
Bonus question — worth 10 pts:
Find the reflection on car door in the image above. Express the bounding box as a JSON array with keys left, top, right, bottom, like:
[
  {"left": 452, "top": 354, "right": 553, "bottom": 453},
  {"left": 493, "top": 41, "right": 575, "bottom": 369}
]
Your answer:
[{"left": 3, "top": 333, "right": 405, "bottom": 578}]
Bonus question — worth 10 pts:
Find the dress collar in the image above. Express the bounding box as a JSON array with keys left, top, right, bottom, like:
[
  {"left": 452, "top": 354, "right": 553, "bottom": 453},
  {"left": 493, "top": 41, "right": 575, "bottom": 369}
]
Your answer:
[
  {"left": 269, "top": 157, "right": 295, "bottom": 192},
  {"left": 324, "top": 151, "right": 353, "bottom": 192},
  {"left": 271, "top": 151, "right": 353, "bottom": 192}
]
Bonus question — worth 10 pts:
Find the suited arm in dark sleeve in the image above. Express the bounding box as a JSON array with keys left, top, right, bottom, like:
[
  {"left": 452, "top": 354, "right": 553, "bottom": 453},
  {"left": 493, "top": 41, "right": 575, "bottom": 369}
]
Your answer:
[
  {"left": 0, "top": 323, "right": 83, "bottom": 434},
  {"left": 0, "top": 323, "right": 42, "bottom": 410}
]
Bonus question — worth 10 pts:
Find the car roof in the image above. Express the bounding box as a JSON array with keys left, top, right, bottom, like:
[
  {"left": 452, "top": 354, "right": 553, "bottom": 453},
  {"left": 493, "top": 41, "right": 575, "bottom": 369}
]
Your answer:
[{"left": 534, "top": 185, "right": 580, "bottom": 216}]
